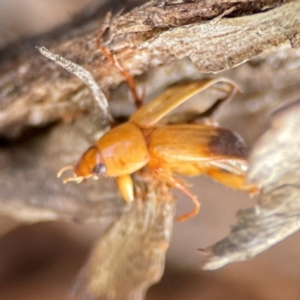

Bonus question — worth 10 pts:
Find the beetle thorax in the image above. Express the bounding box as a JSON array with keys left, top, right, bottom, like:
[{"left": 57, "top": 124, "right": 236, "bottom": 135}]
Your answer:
[{"left": 96, "top": 122, "right": 150, "bottom": 177}]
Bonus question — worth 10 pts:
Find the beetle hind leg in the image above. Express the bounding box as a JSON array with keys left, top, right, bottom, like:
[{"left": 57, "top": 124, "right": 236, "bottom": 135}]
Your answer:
[
  {"left": 151, "top": 168, "right": 201, "bottom": 222},
  {"left": 205, "top": 165, "right": 259, "bottom": 195},
  {"left": 174, "top": 186, "right": 201, "bottom": 222}
]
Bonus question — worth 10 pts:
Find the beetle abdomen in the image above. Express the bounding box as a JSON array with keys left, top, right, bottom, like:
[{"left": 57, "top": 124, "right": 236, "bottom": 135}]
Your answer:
[{"left": 147, "top": 124, "right": 247, "bottom": 174}]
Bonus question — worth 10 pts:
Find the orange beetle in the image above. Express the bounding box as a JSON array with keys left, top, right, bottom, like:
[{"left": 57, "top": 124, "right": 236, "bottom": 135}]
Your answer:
[{"left": 58, "top": 50, "right": 256, "bottom": 222}]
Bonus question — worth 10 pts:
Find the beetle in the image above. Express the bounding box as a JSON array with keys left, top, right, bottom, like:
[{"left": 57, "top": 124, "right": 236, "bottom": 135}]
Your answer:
[{"left": 58, "top": 48, "right": 257, "bottom": 222}]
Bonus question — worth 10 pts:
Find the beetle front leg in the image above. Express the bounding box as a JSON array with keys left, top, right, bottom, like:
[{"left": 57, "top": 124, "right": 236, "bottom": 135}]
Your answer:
[{"left": 116, "top": 174, "right": 134, "bottom": 203}]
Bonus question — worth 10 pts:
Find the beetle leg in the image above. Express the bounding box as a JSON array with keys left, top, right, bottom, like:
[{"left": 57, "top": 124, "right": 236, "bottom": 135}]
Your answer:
[
  {"left": 130, "top": 78, "right": 241, "bottom": 128},
  {"left": 205, "top": 165, "right": 259, "bottom": 195},
  {"left": 116, "top": 174, "right": 134, "bottom": 203},
  {"left": 98, "top": 41, "right": 143, "bottom": 108},
  {"left": 151, "top": 168, "right": 201, "bottom": 222}
]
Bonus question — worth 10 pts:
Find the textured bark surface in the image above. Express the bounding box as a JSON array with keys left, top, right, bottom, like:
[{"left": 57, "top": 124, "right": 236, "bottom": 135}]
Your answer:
[
  {"left": 1, "top": 0, "right": 300, "bottom": 299},
  {"left": 0, "top": 0, "right": 299, "bottom": 137},
  {"left": 202, "top": 100, "right": 300, "bottom": 270},
  {"left": 74, "top": 174, "right": 175, "bottom": 300}
]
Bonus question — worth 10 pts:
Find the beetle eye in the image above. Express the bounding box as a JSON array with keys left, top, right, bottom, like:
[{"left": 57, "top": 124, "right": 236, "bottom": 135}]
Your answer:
[{"left": 92, "top": 163, "right": 106, "bottom": 175}]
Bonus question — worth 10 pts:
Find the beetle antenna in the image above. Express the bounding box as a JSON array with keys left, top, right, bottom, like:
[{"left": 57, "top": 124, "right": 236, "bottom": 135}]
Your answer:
[
  {"left": 63, "top": 174, "right": 95, "bottom": 184},
  {"left": 97, "top": 39, "right": 143, "bottom": 109},
  {"left": 63, "top": 177, "right": 83, "bottom": 184},
  {"left": 57, "top": 165, "right": 74, "bottom": 178}
]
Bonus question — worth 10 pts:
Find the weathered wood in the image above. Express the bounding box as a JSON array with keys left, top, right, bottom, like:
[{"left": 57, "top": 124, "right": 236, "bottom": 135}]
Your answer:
[
  {"left": 202, "top": 99, "right": 300, "bottom": 270},
  {"left": 0, "top": 0, "right": 299, "bottom": 137},
  {"left": 1, "top": 1, "right": 300, "bottom": 299}
]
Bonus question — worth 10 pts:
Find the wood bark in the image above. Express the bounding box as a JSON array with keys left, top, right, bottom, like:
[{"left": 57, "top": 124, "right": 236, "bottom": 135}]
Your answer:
[{"left": 0, "top": 0, "right": 300, "bottom": 299}]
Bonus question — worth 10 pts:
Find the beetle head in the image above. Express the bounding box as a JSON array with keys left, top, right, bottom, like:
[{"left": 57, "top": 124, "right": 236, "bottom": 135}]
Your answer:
[
  {"left": 74, "top": 145, "right": 106, "bottom": 178},
  {"left": 58, "top": 146, "right": 106, "bottom": 184}
]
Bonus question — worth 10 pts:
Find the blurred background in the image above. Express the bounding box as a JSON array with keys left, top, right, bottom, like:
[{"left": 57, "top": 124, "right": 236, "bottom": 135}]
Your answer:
[{"left": 0, "top": 1, "right": 300, "bottom": 299}]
